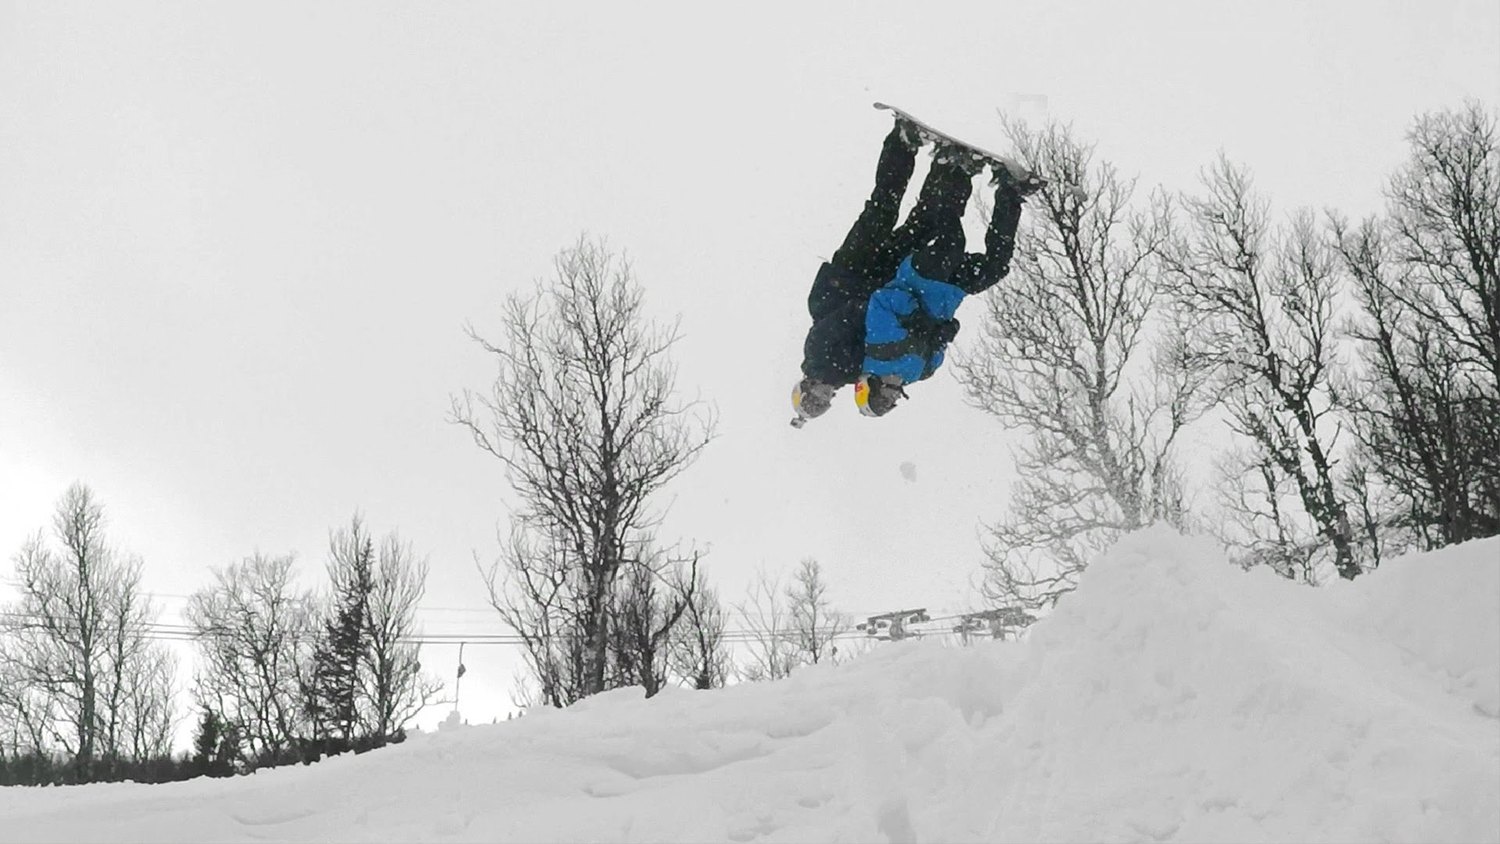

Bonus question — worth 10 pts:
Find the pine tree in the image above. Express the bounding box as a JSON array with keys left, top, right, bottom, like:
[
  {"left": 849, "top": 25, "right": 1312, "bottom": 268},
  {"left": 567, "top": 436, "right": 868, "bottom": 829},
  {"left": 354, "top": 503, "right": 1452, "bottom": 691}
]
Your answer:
[
  {"left": 190, "top": 707, "right": 237, "bottom": 777},
  {"left": 305, "top": 518, "right": 376, "bottom": 755}
]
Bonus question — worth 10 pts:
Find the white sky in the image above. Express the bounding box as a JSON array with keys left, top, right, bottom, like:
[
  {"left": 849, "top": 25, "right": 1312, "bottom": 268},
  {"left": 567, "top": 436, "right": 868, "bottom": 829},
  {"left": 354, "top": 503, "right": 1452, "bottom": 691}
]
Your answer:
[{"left": 2, "top": 1, "right": 1497, "bottom": 729}]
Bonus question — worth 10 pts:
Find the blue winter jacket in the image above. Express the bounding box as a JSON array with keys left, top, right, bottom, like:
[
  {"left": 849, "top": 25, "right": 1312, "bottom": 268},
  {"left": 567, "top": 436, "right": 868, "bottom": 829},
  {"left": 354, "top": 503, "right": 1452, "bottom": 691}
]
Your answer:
[{"left": 861, "top": 257, "right": 966, "bottom": 383}]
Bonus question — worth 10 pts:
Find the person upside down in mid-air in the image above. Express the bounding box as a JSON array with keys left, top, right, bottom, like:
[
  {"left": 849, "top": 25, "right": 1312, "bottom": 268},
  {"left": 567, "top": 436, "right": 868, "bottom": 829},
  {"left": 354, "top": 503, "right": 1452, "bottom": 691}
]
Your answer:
[{"left": 791, "top": 117, "right": 1042, "bottom": 426}]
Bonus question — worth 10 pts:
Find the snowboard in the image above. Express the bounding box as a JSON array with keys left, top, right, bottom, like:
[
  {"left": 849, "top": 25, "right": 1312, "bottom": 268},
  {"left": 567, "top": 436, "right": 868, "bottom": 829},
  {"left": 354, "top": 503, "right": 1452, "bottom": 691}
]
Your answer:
[{"left": 873, "top": 102, "right": 1041, "bottom": 187}]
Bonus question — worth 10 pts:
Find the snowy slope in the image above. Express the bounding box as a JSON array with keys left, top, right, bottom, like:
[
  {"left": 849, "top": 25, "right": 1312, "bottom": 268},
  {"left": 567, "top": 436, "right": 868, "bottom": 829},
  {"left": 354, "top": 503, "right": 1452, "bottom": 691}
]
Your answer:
[{"left": 2, "top": 529, "right": 1496, "bottom": 843}]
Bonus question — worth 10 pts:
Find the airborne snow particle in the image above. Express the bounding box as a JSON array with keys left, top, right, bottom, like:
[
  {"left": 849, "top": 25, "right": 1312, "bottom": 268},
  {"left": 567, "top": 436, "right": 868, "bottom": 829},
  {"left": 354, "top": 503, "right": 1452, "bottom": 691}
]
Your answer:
[{"left": 899, "top": 461, "right": 917, "bottom": 482}]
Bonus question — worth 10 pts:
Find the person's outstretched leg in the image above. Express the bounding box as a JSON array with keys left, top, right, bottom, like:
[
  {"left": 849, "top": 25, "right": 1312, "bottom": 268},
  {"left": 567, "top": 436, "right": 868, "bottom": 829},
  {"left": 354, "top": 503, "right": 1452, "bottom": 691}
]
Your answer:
[
  {"left": 808, "top": 122, "right": 920, "bottom": 324},
  {"left": 899, "top": 150, "right": 977, "bottom": 281},
  {"left": 828, "top": 123, "right": 920, "bottom": 281}
]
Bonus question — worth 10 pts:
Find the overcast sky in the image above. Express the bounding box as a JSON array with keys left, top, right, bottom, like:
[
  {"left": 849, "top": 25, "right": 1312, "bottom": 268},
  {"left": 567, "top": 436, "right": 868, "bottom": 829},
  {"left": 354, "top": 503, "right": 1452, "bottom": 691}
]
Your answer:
[{"left": 2, "top": 1, "right": 1497, "bottom": 727}]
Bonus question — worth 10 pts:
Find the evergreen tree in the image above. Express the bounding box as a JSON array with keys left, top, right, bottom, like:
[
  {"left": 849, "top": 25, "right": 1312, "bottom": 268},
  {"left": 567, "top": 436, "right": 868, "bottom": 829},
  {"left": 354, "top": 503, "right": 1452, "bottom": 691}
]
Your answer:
[
  {"left": 190, "top": 707, "right": 237, "bottom": 778},
  {"left": 305, "top": 518, "right": 376, "bottom": 755}
]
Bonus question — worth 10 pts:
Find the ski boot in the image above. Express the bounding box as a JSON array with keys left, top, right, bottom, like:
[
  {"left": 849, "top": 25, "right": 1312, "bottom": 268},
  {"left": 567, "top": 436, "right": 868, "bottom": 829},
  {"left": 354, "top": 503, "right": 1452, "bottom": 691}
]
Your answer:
[
  {"left": 933, "top": 141, "right": 988, "bottom": 177},
  {"left": 893, "top": 116, "right": 925, "bottom": 151},
  {"left": 991, "top": 160, "right": 1047, "bottom": 198}
]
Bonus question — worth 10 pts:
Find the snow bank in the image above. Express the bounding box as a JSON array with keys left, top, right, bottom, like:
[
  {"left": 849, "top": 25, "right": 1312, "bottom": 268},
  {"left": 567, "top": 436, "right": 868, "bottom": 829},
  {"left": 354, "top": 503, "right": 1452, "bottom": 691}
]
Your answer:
[{"left": 2, "top": 530, "right": 1495, "bottom": 843}]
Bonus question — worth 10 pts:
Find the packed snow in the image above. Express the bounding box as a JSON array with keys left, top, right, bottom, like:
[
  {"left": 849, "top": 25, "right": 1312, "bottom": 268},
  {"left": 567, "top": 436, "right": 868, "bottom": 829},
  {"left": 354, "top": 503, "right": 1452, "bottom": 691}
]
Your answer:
[{"left": 2, "top": 529, "right": 1496, "bottom": 843}]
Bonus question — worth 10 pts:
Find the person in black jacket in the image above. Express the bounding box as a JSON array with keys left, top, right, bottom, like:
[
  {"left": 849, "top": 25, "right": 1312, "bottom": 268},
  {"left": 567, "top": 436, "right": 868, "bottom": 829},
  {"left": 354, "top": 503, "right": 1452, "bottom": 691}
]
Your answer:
[{"left": 790, "top": 117, "right": 1042, "bottom": 427}]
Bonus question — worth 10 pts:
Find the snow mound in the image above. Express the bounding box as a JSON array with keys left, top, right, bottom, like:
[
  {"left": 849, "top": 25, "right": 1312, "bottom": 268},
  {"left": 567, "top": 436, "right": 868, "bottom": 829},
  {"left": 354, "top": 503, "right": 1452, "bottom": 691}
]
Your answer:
[{"left": 2, "top": 529, "right": 1496, "bottom": 843}]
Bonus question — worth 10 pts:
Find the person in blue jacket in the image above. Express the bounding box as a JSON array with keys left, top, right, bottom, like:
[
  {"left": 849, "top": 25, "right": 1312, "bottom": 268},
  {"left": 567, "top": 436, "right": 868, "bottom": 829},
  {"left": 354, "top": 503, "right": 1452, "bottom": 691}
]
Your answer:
[{"left": 790, "top": 117, "right": 1042, "bottom": 426}]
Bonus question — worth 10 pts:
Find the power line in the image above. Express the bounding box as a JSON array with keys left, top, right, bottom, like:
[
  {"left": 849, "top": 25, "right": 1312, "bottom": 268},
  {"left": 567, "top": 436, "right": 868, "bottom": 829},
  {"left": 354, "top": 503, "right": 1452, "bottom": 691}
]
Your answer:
[
  {"left": 130, "top": 592, "right": 963, "bottom": 627},
  {"left": 141, "top": 592, "right": 504, "bottom": 615},
  {"left": 0, "top": 608, "right": 970, "bottom": 648}
]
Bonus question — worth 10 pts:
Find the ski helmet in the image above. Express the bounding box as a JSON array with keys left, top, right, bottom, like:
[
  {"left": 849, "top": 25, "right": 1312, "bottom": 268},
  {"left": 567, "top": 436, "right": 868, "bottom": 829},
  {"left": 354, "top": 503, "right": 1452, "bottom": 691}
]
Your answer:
[
  {"left": 792, "top": 378, "right": 835, "bottom": 421},
  {"left": 854, "top": 375, "right": 904, "bottom": 418}
]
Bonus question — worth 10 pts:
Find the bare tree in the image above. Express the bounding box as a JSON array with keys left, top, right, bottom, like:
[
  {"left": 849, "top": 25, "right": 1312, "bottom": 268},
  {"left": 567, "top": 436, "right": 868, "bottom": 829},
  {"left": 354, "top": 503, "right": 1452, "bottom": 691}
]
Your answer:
[
  {"left": 360, "top": 530, "right": 443, "bottom": 742},
  {"left": 953, "top": 119, "right": 1206, "bottom": 611},
  {"left": 1336, "top": 454, "right": 1414, "bottom": 571},
  {"left": 0, "top": 484, "right": 178, "bottom": 780},
  {"left": 734, "top": 569, "right": 799, "bottom": 683},
  {"left": 185, "top": 552, "right": 316, "bottom": 765},
  {"left": 607, "top": 542, "right": 700, "bottom": 697},
  {"left": 1212, "top": 447, "right": 1321, "bottom": 584},
  {"left": 483, "top": 532, "right": 700, "bottom": 704},
  {"left": 118, "top": 645, "right": 178, "bottom": 763},
  {"left": 668, "top": 569, "right": 730, "bottom": 690},
  {"left": 1160, "top": 157, "right": 1358, "bottom": 580},
  {"left": 1333, "top": 102, "right": 1500, "bottom": 548},
  {"left": 1390, "top": 102, "right": 1500, "bottom": 395},
  {"left": 0, "top": 655, "right": 52, "bottom": 761},
  {"left": 735, "top": 560, "right": 850, "bottom": 681},
  {"left": 784, "top": 558, "right": 847, "bottom": 667},
  {"left": 480, "top": 529, "right": 587, "bottom": 708},
  {"left": 453, "top": 235, "right": 714, "bottom": 702}
]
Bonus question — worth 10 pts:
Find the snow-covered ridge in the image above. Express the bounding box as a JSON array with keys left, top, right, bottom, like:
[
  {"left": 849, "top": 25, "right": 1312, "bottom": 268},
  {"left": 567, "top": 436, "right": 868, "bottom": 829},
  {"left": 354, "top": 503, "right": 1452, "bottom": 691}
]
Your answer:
[{"left": 2, "top": 529, "right": 1495, "bottom": 843}]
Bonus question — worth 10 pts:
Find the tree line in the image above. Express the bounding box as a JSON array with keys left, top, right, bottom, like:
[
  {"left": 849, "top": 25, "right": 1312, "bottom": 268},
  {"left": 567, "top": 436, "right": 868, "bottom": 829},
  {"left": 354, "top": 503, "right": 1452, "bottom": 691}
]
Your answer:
[
  {"left": 0, "top": 488, "right": 439, "bottom": 785},
  {"left": 0, "top": 479, "right": 869, "bottom": 786},
  {"left": 954, "top": 100, "right": 1497, "bottom": 608}
]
